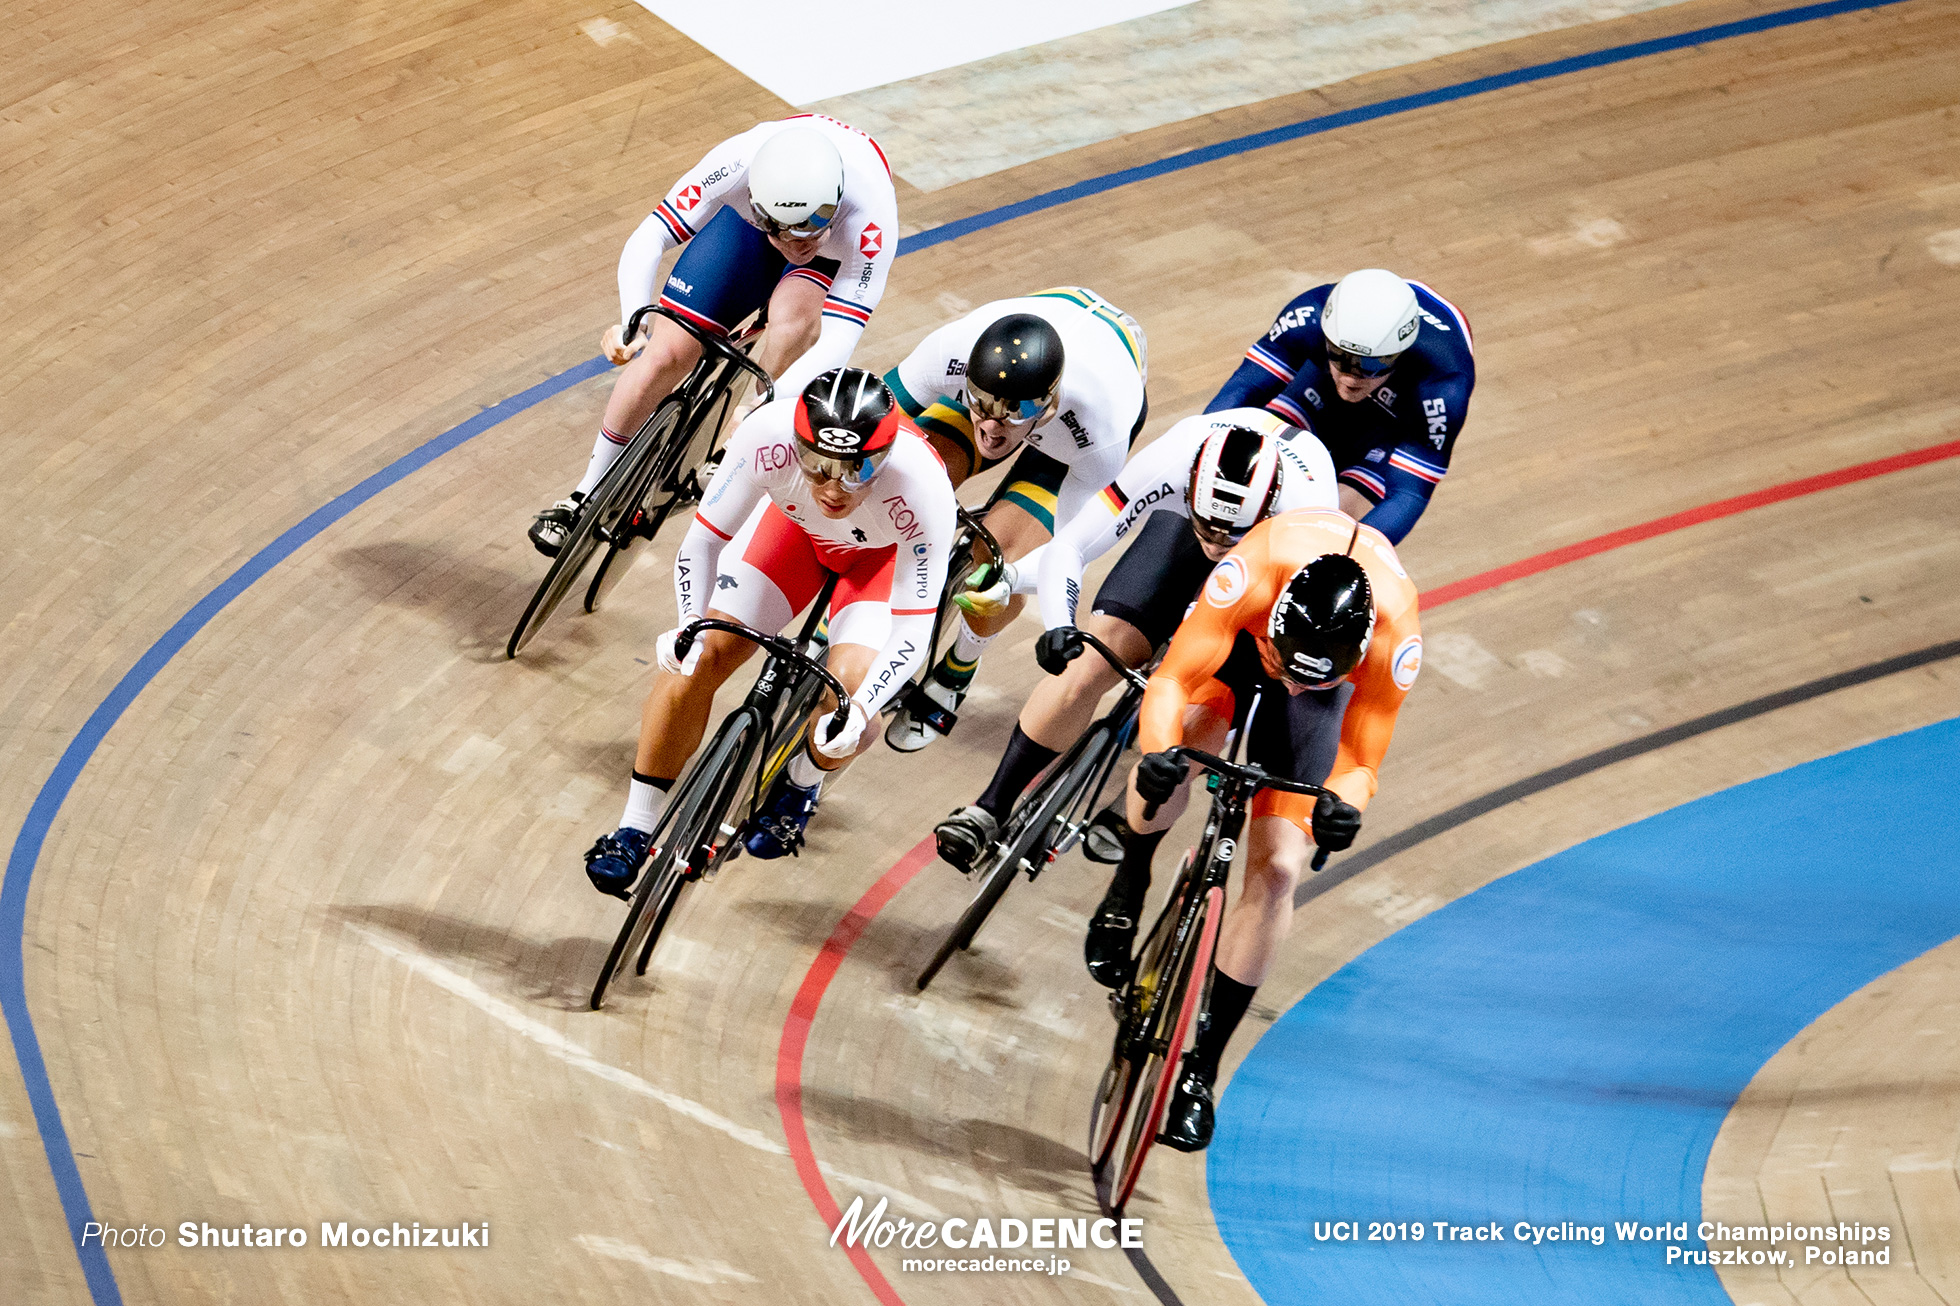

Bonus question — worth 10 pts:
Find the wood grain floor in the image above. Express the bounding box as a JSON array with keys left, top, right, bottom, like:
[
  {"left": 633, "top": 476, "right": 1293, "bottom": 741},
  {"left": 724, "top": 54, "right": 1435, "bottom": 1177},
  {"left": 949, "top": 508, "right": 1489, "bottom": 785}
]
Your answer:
[{"left": 3, "top": 0, "right": 1958, "bottom": 1301}]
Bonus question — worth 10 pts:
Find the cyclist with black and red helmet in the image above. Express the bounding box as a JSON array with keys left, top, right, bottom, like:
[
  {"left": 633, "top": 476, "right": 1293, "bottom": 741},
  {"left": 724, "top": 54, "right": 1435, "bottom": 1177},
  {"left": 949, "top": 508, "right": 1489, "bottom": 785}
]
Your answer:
[
  {"left": 580, "top": 367, "right": 957, "bottom": 894},
  {"left": 931, "top": 409, "right": 1339, "bottom": 871}
]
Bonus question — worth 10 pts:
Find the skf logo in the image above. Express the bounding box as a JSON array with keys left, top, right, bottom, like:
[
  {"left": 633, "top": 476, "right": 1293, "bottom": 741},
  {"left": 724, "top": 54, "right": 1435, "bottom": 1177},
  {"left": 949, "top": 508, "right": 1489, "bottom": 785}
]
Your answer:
[
  {"left": 859, "top": 224, "right": 883, "bottom": 258},
  {"left": 1267, "top": 305, "right": 1317, "bottom": 341},
  {"left": 1204, "top": 556, "right": 1247, "bottom": 607},
  {"left": 675, "top": 185, "right": 702, "bottom": 212},
  {"left": 1424, "top": 397, "right": 1449, "bottom": 447},
  {"left": 755, "top": 442, "right": 795, "bottom": 473}
]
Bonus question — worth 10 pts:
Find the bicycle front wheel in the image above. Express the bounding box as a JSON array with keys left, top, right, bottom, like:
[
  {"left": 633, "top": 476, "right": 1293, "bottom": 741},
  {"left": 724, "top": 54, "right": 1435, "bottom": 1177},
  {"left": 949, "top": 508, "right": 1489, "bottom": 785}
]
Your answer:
[
  {"left": 1108, "top": 882, "right": 1223, "bottom": 1215},
  {"left": 590, "top": 710, "right": 758, "bottom": 1008}
]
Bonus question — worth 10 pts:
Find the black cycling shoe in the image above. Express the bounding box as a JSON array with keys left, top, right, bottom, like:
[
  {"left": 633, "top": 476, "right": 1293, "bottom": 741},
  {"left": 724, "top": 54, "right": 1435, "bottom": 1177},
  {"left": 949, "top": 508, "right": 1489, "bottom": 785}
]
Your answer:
[
  {"left": 1084, "top": 884, "right": 1142, "bottom": 989},
  {"left": 934, "top": 805, "right": 998, "bottom": 873},
  {"left": 528, "top": 494, "right": 582, "bottom": 557},
  {"left": 584, "top": 826, "right": 652, "bottom": 899},
  {"left": 1158, "top": 1060, "right": 1217, "bottom": 1153}
]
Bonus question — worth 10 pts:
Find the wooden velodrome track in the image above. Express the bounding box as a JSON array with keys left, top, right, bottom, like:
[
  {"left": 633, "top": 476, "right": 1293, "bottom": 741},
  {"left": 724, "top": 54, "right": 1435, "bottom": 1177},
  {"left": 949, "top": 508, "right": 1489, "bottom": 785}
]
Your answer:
[{"left": 5, "top": 0, "right": 1960, "bottom": 1301}]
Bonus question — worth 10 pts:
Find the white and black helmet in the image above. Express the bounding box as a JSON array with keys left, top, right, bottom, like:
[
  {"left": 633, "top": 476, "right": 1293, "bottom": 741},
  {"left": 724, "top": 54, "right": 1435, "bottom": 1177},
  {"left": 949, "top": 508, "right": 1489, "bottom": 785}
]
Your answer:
[
  {"left": 1321, "top": 269, "right": 1419, "bottom": 377},
  {"left": 1187, "top": 423, "right": 1284, "bottom": 549},
  {"left": 747, "top": 127, "right": 844, "bottom": 237}
]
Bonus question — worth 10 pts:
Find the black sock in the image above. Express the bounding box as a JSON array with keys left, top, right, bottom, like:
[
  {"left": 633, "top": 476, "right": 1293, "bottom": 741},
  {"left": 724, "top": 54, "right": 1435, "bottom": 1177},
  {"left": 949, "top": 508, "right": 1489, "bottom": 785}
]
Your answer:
[
  {"left": 632, "top": 770, "right": 674, "bottom": 791},
  {"left": 1188, "top": 971, "right": 1257, "bottom": 1080},
  {"left": 975, "top": 726, "right": 1060, "bottom": 821},
  {"left": 1108, "top": 825, "right": 1167, "bottom": 905}
]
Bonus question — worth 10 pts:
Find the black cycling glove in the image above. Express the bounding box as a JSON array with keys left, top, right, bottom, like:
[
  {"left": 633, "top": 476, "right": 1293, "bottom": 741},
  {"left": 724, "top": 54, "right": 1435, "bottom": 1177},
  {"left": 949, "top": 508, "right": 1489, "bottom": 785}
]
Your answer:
[
  {"left": 1035, "top": 626, "right": 1086, "bottom": 676},
  {"left": 1135, "top": 750, "right": 1185, "bottom": 806},
  {"left": 1311, "top": 794, "right": 1362, "bottom": 852}
]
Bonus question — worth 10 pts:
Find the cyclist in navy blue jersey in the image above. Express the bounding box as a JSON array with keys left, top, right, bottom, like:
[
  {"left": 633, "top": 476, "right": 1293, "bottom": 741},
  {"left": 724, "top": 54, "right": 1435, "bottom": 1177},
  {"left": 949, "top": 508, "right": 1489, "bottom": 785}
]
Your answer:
[{"left": 1207, "top": 269, "right": 1474, "bottom": 544}]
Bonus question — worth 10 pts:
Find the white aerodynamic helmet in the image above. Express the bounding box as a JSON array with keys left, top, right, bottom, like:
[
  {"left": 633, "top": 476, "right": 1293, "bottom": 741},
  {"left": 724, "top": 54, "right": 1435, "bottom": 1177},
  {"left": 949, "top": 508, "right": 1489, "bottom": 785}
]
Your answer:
[
  {"left": 1187, "top": 422, "right": 1284, "bottom": 550},
  {"left": 1321, "top": 269, "right": 1420, "bottom": 376},
  {"left": 747, "top": 127, "right": 844, "bottom": 237}
]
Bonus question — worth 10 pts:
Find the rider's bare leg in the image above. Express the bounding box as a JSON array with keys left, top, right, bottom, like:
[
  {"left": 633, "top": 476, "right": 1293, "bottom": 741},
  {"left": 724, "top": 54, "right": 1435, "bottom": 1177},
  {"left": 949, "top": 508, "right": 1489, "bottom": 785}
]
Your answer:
[
  {"left": 574, "top": 315, "right": 708, "bottom": 497},
  {"left": 753, "top": 273, "right": 824, "bottom": 385}
]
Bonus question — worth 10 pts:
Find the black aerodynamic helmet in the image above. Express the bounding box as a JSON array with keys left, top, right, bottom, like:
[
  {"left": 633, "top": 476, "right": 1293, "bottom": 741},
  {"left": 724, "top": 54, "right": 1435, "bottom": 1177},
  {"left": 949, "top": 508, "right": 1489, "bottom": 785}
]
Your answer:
[
  {"left": 965, "top": 312, "right": 1064, "bottom": 424},
  {"left": 1268, "top": 552, "right": 1374, "bottom": 687}
]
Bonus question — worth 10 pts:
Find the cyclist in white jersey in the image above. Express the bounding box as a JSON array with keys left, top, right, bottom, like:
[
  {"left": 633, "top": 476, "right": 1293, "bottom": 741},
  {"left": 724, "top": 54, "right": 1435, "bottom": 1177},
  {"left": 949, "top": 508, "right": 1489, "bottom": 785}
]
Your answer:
[
  {"left": 581, "top": 369, "right": 957, "bottom": 893},
  {"left": 932, "top": 409, "right": 1338, "bottom": 874},
  {"left": 878, "top": 288, "right": 1149, "bottom": 751},
  {"left": 530, "top": 114, "right": 899, "bottom": 555}
]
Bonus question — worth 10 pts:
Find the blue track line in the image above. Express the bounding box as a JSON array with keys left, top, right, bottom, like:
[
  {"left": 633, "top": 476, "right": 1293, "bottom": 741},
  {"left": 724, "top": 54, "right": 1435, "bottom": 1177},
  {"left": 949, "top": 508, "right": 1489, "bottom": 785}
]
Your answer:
[
  {"left": 1, "top": 0, "right": 1920, "bottom": 1297},
  {"left": 903, "top": 0, "right": 1917, "bottom": 254}
]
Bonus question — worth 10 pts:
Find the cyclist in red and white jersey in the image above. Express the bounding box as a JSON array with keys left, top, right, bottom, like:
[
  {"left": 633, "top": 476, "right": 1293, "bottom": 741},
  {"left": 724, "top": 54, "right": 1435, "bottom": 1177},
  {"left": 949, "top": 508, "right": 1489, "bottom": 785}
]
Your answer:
[
  {"left": 581, "top": 369, "right": 957, "bottom": 892},
  {"left": 531, "top": 115, "right": 899, "bottom": 555}
]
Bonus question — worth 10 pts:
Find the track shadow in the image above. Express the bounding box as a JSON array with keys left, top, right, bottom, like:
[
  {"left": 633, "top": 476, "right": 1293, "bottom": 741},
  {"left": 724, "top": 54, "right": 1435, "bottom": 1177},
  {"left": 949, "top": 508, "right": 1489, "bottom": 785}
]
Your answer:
[
  {"left": 332, "top": 538, "right": 598, "bottom": 664},
  {"left": 328, "top": 901, "right": 606, "bottom": 1010},
  {"left": 795, "top": 1087, "right": 1096, "bottom": 1202}
]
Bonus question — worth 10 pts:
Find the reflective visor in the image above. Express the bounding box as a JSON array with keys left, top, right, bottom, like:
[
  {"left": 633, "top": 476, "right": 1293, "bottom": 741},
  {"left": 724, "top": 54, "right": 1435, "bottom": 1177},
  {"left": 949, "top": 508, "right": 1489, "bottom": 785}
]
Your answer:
[
  {"left": 966, "top": 380, "right": 1056, "bottom": 426},
  {"left": 795, "top": 441, "right": 888, "bottom": 491},
  {"left": 751, "top": 201, "right": 838, "bottom": 239},
  {"left": 1189, "top": 514, "right": 1246, "bottom": 551},
  {"left": 1325, "top": 343, "right": 1401, "bottom": 378}
]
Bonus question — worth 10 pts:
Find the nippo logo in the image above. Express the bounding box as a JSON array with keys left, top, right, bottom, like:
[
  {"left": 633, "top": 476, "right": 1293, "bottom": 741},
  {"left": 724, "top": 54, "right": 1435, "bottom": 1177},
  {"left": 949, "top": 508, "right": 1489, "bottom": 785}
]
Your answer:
[
  {"left": 859, "top": 223, "right": 883, "bottom": 258},
  {"left": 675, "top": 185, "right": 702, "bottom": 211},
  {"left": 1391, "top": 634, "right": 1422, "bottom": 690},
  {"left": 1203, "top": 556, "right": 1247, "bottom": 607}
]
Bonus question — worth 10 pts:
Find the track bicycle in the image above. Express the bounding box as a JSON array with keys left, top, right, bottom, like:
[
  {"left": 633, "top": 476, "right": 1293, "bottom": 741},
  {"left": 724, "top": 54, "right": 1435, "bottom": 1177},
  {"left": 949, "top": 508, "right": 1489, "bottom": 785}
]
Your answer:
[
  {"left": 1087, "top": 735, "right": 1331, "bottom": 1215},
  {"left": 880, "top": 505, "right": 1004, "bottom": 744},
  {"left": 589, "top": 579, "right": 846, "bottom": 1010},
  {"left": 508, "top": 304, "right": 772, "bottom": 658},
  {"left": 914, "top": 631, "right": 1149, "bottom": 991}
]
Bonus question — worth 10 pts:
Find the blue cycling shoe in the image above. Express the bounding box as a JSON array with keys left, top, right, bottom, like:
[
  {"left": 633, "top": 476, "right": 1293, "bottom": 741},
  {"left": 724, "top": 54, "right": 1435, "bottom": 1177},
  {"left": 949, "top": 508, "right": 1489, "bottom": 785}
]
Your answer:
[
  {"left": 744, "top": 776, "right": 821, "bottom": 860},
  {"left": 584, "top": 827, "right": 652, "bottom": 899}
]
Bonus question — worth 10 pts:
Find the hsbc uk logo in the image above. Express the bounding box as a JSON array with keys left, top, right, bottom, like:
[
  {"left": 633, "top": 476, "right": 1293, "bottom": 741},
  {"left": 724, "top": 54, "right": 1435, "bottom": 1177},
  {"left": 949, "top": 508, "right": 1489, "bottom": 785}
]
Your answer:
[
  {"left": 675, "top": 185, "right": 702, "bottom": 212},
  {"left": 859, "top": 224, "right": 883, "bottom": 258}
]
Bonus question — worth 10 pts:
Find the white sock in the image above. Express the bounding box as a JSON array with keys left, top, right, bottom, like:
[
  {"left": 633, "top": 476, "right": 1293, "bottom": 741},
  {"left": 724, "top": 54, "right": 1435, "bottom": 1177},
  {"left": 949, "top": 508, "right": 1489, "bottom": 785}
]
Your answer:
[
  {"left": 575, "top": 426, "right": 630, "bottom": 497},
  {"left": 948, "top": 615, "right": 998, "bottom": 669},
  {"left": 620, "top": 775, "right": 669, "bottom": 833},
  {"left": 786, "top": 750, "right": 825, "bottom": 790}
]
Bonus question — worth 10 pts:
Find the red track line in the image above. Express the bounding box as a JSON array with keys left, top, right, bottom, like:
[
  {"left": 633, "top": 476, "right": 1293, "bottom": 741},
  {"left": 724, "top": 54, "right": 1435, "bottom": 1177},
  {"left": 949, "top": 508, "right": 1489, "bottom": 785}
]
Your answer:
[
  {"left": 775, "top": 834, "right": 939, "bottom": 1306},
  {"left": 1424, "top": 439, "right": 1960, "bottom": 609},
  {"left": 772, "top": 436, "right": 1960, "bottom": 1304}
]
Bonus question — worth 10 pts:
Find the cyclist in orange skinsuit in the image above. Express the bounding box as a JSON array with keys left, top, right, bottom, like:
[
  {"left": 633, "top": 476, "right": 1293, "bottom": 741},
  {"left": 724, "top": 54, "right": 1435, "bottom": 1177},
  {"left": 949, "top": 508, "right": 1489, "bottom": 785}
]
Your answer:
[{"left": 1094, "top": 507, "right": 1423, "bottom": 1151}]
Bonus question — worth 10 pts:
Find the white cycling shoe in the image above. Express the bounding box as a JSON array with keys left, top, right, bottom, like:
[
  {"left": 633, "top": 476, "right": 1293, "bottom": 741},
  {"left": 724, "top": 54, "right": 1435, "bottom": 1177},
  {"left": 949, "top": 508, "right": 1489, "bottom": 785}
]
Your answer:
[{"left": 884, "top": 677, "right": 964, "bottom": 753}]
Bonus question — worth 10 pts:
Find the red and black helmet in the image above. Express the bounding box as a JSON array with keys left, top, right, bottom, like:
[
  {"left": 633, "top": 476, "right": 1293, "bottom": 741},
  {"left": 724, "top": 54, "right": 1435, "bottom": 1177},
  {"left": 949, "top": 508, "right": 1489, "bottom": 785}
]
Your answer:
[{"left": 793, "top": 367, "right": 901, "bottom": 489}]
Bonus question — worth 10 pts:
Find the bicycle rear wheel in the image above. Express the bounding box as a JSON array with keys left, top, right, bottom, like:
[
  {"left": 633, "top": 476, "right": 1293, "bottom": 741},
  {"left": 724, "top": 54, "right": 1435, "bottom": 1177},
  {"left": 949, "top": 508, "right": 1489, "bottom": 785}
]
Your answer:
[
  {"left": 1108, "top": 883, "right": 1223, "bottom": 1215},
  {"left": 590, "top": 711, "right": 757, "bottom": 1008},
  {"left": 509, "top": 396, "right": 681, "bottom": 658}
]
